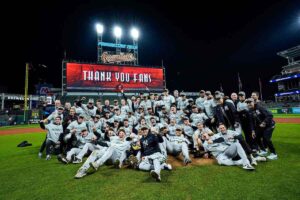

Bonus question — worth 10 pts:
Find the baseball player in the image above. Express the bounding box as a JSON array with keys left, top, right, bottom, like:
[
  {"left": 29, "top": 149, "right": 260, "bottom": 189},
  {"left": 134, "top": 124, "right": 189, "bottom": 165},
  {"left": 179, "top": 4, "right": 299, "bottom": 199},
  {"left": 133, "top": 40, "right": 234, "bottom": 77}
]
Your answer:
[
  {"left": 138, "top": 126, "right": 172, "bottom": 182},
  {"left": 164, "top": 127, "right": 192, "bottom": 165},
  {"left": 190, "top": 106, "right": 209, "bottom": 127},
  {"left": 58, "top": 128, "right": 96, "bottom": 164},
  {"left": 38, "top": 116, "right": 63, "bottom": 160},
  {"left": 195, "top": 90, "right": 206, "bottom": 109},
  {"left": 193, "top": 121, "right": 213, "bottom": 157},
  {"left": 74, "top": 128, "right": 116, "bottom": 178},
  {"left": 246, "top": 98, "right": 277, "bottom": 160},
  {"left": 78, "top": 98, "right": 97, "bottom": 120},
  {"left": 89, "top": 129, "right": 131, "bottom": 171},
  {"left": 177, "top": 92, "right": 189, "bottom": 111},
  {"left": 237, "top": 92, "right": 256, "bottom": 150},
  {"left": 162, "top": 89, "right": 175, "bottom": 112}
]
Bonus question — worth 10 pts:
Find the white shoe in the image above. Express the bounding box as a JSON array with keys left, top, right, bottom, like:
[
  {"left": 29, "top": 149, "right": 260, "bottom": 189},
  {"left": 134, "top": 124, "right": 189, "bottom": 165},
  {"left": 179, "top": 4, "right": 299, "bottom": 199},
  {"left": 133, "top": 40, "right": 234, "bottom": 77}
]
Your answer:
[
  {"left": 255, "top": 156, "right": 267, "bottom": 162},
  {"left": 242, "top": 164, "right": 255, "bottom": 171},
  {"left": 250, "top": 155, "right": 257, "bottom": 166},
  {"left": 38, "top": 152, "right": 42, "bottom": 158},
  {"left": 46, "top": 155, "right": 51, "bottom": 160},
  {"left": 90, "top": 162, "right": 100, "bottom": 171},
  {"left": 164, "top": 164, "right": 172, "bottom": 171},
  {"left": 150, "top": 170, "right": 161, "bottom": 182},
  {"left": 251, "top": 158, "right": 257, "bottom": 166},
  {"left": 74, "top": 168, "right": 87, "bottom": 179},
  {"left": 267, "top": 153, "right": 278, "bottom": 160},
  {"left": 257, "top": 150, "right": 268, "bottom": 156}
]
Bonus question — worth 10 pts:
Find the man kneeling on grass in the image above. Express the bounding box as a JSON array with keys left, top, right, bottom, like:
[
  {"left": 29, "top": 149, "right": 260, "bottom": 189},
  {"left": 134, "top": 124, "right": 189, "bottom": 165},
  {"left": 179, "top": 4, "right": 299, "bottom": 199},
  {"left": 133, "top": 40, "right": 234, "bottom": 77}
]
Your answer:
[{"left": 202, "top": 124, "right": 255, "bottom": 171}]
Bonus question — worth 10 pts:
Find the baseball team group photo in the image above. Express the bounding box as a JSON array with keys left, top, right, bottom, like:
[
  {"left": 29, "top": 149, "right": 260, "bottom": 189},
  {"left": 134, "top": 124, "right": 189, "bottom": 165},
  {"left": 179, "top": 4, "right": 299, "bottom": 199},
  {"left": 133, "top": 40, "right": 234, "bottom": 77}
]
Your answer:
[{"left": 0, "top": 1, "right": 299, "bottom": 200}]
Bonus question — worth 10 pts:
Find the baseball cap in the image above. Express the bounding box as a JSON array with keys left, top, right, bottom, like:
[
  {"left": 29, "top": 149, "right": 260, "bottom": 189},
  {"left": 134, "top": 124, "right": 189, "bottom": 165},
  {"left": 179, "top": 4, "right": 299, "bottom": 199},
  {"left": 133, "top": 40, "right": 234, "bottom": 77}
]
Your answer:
[
  {"left": 79, "top": 114, "right": 85, "bottom": 118},
  {"left": 238, "top": 91, "right": 246, "bottom": 96},
  {"left": 182, "top": 116, "right": 189, "bottom": 121},
  {"left": 88, "top": 99, "right": 94, "bottom": 104},
  {"left": 245, "top": 98, "right": 254, "bottom": 103},
  {"left": 180, "top": 92, "right": 186, "bottom": 96},
  {"left": 188, "top": 98, "right": 194, "bottom": 102},
  {"left": 140, "top": 125, "right": 149, "bottom": 130},
  {"left": 200, "top": 90, "right": 205, "bottom": 93},
  {"left": 58, "top": 107, "right": 64, "bottom": 110},
  {"left": 114, "top": 99, "right": 118, "bottom": 102},
  {"left": 95, "top": 114, "right": 101, "bottom": 119},
  {"left": 215, "top": 94, "right": 223, "bottom": 100},
  {"left": 81, "top": 128, "right": 88, "bottom": 132},
  {"left": 205, "top": 91, "right": 212, "bottom": 95},
  {"left": 175, "top": 127, "right": 183, "bottom": 131}
]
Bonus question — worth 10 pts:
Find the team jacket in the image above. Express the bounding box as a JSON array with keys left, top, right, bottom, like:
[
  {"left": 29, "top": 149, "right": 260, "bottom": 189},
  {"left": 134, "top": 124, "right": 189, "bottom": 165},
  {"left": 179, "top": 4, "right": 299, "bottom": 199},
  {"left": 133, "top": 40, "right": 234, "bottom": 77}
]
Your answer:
[
  {"left": 249, "top": 104, "right": 275, "bottom": 128},
  {"left": 215, "top": 101, "right": 240, "bottom": 127},
  {"left": 140, "top": 132, "right": 164, "bottom": 157}
]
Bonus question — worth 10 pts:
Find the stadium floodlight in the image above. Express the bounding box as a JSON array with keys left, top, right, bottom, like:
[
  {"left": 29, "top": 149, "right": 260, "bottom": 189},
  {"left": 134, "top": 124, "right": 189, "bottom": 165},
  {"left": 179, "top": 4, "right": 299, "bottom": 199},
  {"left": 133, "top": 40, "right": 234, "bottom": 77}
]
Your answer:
[
  {"left": 113, "top": 26, "right": 122, "bottom": 38},
  {"left": 130, "top": 28, "right": 139, "bottom": 40},
  {"left": 96, "top": 23, "right": 104, "bottom": 34}
]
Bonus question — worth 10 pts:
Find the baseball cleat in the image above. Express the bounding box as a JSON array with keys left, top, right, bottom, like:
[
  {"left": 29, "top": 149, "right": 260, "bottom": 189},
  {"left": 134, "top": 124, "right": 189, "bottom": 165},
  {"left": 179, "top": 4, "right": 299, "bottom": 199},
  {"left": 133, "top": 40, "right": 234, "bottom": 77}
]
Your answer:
[
  {"left": 150, "top": 170, "right": 161, "bottom": 182},
  {"left": 38, "top": 152, "right": 42, "bottom": 159},
  {"left": 267, "top": 153, "right": 278, "bottom": 160},
  {"left": 164, "top": 163, "right": 172, "bottom": 171},
  {"left": 257, "top": 150, "right": 268, "bottom": 157},
  {"left": 46, "top": 155, "right": 51, "bottom": 160},
  {"left": 184, "top": 158, "right": 192, "bottom": 166},
  {"left": 57, "top": 155, "right": 69, "bottom": 164},
  {"left": 255, "top": 156, "right": 267, "bottom": 162},
  {"left": 242, "top": 164, "right": 255, "bottom": 171},
  {"left": 74, "top": 168, "right": 87, "bottom": 179},
  {"left": 89, "top": 162, "right": 100, "bottom": 172}
]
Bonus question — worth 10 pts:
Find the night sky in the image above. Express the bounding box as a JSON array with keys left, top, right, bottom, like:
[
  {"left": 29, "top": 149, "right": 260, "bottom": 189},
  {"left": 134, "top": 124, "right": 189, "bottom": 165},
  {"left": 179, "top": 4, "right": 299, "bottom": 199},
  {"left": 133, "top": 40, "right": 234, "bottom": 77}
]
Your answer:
[{"left": 1, "top": 0, "right": 300, "bottom": 100}]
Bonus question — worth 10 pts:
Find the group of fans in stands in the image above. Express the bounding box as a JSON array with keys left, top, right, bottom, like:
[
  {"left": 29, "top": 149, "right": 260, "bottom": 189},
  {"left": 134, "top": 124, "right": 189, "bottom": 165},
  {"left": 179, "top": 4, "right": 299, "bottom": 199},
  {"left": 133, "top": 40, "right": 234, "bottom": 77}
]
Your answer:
[{"left": 38, "top": 89, "right": 277, "bottom": 181}]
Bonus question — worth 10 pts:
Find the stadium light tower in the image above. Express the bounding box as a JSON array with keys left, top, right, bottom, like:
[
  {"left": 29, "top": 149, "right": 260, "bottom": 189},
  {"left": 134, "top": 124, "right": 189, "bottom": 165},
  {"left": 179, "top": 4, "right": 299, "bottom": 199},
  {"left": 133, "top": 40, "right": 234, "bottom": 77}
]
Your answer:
[
  {"left": 130, "top": 28, "right": 139, "bottom": 65},
  {"left": 96, "top": 23, "right": 104, "bottom": 63},
  {"left": 113, "top": 26, "right": 122, "bottom": 54}
]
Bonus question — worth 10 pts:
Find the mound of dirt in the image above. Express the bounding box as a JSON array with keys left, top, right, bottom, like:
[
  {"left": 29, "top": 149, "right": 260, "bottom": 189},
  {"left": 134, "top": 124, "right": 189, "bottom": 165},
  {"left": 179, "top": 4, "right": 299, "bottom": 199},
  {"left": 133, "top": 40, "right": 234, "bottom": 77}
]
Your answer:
[{"left": 167, "top": 155, "right": 216, "bottom": 168}]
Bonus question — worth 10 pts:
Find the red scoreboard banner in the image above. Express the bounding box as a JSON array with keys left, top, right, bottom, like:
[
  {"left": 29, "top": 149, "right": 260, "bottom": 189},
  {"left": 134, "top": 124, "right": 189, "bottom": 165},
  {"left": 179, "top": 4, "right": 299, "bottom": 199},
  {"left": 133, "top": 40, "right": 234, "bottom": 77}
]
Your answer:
[{"left": 66, "top": 63, "right": 165, "bottom": 92}]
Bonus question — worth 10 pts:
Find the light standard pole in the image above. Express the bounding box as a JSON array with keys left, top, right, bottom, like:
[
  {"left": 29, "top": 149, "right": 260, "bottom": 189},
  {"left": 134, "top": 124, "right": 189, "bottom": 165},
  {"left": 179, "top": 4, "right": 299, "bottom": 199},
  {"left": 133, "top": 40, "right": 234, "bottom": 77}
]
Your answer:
[
  {"left": 96, "top": 23, "right": 104, "bottom": 63},
  {"left": 24, "top": 63, "right": 29, "bottom": 122},
  {"left": 114, "top": 26, "right": 122, "bottom": 55}
]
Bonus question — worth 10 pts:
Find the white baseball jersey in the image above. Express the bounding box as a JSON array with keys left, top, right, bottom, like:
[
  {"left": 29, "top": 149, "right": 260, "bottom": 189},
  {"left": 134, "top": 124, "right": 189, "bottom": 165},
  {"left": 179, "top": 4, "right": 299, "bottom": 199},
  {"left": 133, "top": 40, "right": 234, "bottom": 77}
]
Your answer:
[{"left": 45, "top": 123, "right": 63, "bottom": 143}]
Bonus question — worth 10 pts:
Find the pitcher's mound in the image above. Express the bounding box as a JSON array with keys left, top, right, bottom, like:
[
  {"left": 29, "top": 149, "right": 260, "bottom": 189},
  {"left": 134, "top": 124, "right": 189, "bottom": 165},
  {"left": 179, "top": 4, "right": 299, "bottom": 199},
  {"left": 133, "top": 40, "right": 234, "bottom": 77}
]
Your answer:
[{"left": 167, "top": 155, "right": 216, "bottom": 168}]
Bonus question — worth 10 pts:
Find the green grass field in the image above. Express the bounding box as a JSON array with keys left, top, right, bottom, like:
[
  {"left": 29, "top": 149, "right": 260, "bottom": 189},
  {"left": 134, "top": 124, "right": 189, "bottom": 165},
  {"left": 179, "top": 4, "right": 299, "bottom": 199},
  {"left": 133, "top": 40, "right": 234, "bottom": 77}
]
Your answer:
[{"left": 0, "top": 124, "right": 300, "bottom": 200}]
